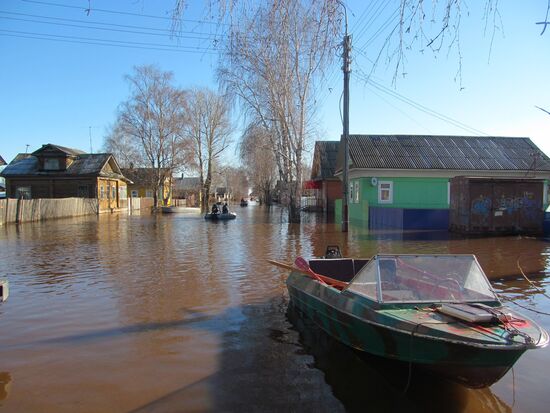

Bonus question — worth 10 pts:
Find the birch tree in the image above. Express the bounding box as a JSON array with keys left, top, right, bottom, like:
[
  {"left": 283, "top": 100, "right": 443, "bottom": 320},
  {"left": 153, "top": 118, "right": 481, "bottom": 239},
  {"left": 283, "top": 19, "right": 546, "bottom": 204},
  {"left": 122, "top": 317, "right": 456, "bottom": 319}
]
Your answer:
[
  {"left": 183, "top": 88, "right": 232, "bottom": 212},
  {"left": 213, "top": 0, "right": 340, "bottom": 222},
  {"left": 107, "top": 65, "right": 189, "bottom": 208},
  {"left": 240, "top": 124, "right": 277, "bottom": 205}
]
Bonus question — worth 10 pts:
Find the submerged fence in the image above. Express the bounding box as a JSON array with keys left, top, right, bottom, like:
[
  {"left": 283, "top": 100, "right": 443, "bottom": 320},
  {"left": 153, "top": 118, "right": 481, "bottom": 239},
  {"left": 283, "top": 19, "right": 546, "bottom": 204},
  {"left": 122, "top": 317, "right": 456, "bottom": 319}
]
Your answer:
[{"left": 0, "top": 198, "right": 99, "bottom": 225}]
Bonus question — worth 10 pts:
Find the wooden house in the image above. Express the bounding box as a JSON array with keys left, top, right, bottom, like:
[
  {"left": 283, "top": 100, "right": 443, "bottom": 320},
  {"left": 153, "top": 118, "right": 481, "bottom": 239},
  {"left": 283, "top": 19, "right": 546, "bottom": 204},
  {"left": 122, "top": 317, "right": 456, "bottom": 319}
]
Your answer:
[
  {"left": 334, "top": 135, "right": 550, "bottom": 231},
  {"left": 173, "top": 176, "right": 201, "bottom": 207},
  {"left": 120, "top": 168, "right": 172, "bottom": 206},
  {"left": 310, "top": 141, "right": 342, "bottom": 212},
  {"left": 0, "top": 144, "right": 131, "bottom": 212}
]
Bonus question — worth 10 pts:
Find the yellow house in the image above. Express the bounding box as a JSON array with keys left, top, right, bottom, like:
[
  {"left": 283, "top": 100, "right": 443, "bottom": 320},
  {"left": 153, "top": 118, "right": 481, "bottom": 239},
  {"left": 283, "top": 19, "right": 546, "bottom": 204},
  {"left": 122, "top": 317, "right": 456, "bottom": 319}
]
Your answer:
[{"left": 121, "top": 168, "right": 172, "bottom": 206}]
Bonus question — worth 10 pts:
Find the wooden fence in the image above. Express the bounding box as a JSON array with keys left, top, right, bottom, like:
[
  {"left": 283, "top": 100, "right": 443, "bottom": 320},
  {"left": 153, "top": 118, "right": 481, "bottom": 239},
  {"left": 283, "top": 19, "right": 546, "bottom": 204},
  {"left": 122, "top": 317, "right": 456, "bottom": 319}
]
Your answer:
[
  {"left": 0, "top": 198, "right": 99, "bottom": 225},
  {"left": 128, "top": 197, "right": 154, "bottom": 213}
]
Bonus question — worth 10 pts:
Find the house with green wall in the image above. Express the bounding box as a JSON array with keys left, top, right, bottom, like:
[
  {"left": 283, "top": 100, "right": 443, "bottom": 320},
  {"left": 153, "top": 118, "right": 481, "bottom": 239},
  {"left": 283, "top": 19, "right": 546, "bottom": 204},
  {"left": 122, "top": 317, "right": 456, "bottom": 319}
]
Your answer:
[{"left": 334, "top": 135, "right": 550, "bottom": 230}]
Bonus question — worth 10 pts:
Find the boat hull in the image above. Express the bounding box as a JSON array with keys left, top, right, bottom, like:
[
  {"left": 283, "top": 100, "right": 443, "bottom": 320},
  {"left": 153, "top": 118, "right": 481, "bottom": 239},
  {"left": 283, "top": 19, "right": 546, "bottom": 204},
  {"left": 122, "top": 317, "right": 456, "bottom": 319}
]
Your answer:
[
  {"left": 204, "top": 212, "right": 236, "bottom": 220},
  {"left": 287, "top": 274, "right": 538, "bottom": 388}
]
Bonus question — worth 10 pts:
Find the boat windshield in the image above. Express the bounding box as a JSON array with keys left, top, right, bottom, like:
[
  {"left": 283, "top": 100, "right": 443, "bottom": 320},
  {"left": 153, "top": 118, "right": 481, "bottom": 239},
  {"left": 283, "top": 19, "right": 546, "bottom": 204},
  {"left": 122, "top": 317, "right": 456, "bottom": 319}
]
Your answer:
[{"left": 345, "top": 254, "right": 498, "bottom": 303}]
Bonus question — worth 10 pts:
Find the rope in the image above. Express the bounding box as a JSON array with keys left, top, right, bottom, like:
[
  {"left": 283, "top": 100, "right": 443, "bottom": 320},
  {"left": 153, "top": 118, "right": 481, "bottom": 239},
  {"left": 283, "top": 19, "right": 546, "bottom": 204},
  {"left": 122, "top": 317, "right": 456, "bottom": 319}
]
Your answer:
[
  {"left": 499, "top": 296, "right": 550, "bottom": 316},
  {"left": 517, "top": 258, "right": 550, "bottom": 301}
]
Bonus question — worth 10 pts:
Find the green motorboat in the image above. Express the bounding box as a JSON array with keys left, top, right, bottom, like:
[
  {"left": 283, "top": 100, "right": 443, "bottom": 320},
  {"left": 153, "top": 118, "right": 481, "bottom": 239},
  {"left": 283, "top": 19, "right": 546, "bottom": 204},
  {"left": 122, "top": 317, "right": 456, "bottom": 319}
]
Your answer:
[{"left": 286, "top": 254, "right": 548, "bottom": 388}]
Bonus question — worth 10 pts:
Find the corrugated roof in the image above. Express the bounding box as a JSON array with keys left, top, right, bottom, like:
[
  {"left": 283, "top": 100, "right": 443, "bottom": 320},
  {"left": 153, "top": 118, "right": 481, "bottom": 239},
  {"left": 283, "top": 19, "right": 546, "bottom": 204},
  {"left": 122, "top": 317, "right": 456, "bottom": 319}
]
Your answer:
[
  {"left": 339, "top": 135, "right": 550, "bottom": 172},
  {"left": 311, "top": 141, "right": 339, "bottom": 180}
]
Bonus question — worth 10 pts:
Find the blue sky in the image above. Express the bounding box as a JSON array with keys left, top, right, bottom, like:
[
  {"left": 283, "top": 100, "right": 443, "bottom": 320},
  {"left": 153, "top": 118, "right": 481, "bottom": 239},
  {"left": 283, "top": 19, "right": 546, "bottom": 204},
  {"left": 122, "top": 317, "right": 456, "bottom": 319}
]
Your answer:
[{"left": 1, "top": 0, "right": 549, "bottom": 167}]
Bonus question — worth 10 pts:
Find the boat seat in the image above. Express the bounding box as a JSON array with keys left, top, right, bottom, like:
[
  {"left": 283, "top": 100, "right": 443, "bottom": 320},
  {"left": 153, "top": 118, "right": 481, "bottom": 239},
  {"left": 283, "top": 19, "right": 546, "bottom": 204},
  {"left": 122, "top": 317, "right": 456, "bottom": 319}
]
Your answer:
[{"left": 309, "top": 259, "right": 355, "bottom": 282}]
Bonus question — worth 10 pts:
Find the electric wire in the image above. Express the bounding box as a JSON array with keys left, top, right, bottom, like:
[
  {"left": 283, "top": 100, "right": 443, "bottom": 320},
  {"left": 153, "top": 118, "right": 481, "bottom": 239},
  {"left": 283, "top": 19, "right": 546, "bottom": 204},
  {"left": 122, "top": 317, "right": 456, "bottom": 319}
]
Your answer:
[
  {"left": 21, "top": 0, "right": 226, "bottom": 26},
  {"left": 0, "top": 32, "right": 217, "bottom": 54},
  {"left": 0, "top": 10, "right": 224, "bottom": 39},
  {"left": 354, "top": 67, "right": 489, "bottom": 136},
  {"left": 0, "top": 15, "right": 222, "bottom": 42}
]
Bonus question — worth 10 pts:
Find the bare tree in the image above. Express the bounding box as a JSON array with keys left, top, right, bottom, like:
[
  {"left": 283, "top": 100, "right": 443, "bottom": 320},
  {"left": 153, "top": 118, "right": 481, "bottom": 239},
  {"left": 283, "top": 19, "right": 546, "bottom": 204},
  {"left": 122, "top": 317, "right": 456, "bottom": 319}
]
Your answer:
[
  {"left": 103, "top": 120, "right": 144, "bottom": 168},
  {"left": 211, "top": 1, "right": 340, "bottom": 222},
  {"left": 107, "top": 65, "right": 189, "bottom": 208},
  {"left": 240, "top": 123, "right": 277, "bottom": 205},
  {"left": 183, "top": 88, "right": 233, "bottom": 212}
]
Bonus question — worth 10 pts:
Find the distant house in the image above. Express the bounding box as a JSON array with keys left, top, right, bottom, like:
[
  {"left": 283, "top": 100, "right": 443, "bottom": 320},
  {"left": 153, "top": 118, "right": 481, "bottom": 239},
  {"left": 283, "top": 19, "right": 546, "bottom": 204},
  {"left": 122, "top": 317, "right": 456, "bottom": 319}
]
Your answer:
[
  {"left": 335, "top": 135, "right": 550, "bottom": 231},
  {"left": 0, "top": 155, "right": 6, "bottom": 194},
  {"left": 215, "top": 187, "right": 227, "bottom": 202},
  {"left": 121, "top": 168, "right": 172, "bottom": 206},
  {"left": 0, "top": 144, "right": 131, "bottom": 212},
  {"left": 310, "top": 141, "right": 342, "bottom": 212},
  {"left": 173, "top": 176, "right": 201, "bottom": 207}
]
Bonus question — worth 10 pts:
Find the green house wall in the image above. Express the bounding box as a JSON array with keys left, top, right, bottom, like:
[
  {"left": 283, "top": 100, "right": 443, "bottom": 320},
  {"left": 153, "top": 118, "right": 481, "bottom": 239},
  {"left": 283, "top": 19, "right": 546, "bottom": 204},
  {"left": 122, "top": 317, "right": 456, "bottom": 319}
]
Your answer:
[{"left": 348, "top": 177, "right": 450, "bottom": 223}]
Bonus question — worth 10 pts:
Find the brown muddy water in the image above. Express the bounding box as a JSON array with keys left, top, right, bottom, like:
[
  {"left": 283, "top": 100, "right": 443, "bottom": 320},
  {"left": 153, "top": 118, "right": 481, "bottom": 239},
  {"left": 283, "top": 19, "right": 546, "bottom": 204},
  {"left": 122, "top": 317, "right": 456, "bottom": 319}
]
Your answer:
[{"left": 0, "top": 204, "right": 549, "bottom": 413}]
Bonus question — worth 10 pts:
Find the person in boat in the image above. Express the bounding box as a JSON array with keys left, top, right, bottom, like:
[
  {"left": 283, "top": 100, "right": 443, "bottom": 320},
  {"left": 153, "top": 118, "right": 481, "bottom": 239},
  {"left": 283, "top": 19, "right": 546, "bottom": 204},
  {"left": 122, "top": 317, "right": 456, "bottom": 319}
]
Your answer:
[
  {"left": 222, "top": 202, "right": 229, "bottom": 214},
  {"left": 211, "top": 203, "right": 220, "bottom": 214}
]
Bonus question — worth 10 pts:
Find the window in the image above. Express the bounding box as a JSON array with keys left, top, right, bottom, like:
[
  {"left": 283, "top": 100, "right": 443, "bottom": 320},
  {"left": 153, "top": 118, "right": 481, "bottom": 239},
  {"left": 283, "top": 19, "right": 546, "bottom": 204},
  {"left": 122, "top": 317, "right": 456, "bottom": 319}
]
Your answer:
[
  {"left": 146, "top": 190, "right": 153, "bottom": 198},
  {"left": 100, "top": 186, "right": 105, "bottom": 199},
  {"left": 349, "top": 183, "right": 353, "bottom": 203},
  {"left": 378, "top": 181, "right": 393, "bottom": 204},
  {"left": 131, "top": 190, "right": 138, "bottom": 198},
  {"left": 44, "top": 158, "right": 59, "bottom": 170},
  {"left": 77, "top": 185, "right": 89, "bottom": 197},
  {"left": 119, "top": 186, "right": 127, "bottom": 199},
  {"left": 354, "top": 181, "right": 360, "bottom": 203},
  {"left": 112, "top": 186, "right": 116, "bottom": 200},
  {"left": 15, "top": 186, "right": 31, "bottom": 199}
]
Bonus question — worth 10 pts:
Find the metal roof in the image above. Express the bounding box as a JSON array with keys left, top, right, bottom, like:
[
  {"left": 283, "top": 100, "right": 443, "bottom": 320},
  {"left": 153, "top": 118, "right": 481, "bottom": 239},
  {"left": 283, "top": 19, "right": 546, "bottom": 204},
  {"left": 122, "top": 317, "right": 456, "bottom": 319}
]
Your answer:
[
  {"left": 340, "top": 135, "right": 550, "bottom": 172},
  {"left": 311, "top": 141, "right": 339, "bottom": 180},
  {"left": 0, "top": 153, "right": 128, "bottom": 181}
]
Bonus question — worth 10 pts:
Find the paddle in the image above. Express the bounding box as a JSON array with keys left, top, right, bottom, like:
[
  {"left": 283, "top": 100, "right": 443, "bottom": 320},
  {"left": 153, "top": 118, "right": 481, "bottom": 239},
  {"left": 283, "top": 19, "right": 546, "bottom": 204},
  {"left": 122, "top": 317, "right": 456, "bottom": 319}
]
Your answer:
[
  {"left": 267, "top": 258, "right": 348, "bottom": 289},
  {"left": 294, "top": 257, "right": 328, "bottom": 284}
]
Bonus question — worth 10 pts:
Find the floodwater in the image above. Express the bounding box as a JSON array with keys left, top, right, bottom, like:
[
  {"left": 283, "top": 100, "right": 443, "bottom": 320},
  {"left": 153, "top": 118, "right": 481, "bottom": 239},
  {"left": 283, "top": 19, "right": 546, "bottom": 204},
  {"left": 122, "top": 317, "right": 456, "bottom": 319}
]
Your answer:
[{"left": 0, "top": 204, "right": 549, "bottom": 413}]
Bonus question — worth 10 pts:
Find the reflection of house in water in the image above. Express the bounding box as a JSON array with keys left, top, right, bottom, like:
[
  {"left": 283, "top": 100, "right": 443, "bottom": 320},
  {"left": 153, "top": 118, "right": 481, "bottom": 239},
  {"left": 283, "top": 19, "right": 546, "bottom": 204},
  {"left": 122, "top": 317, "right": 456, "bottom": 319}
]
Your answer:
[
  {"left": 0, "top": 144, "right": 131, "bottom": 212},
  {"left": 334, "top": 135, "right": 550, "bottom": 234}
]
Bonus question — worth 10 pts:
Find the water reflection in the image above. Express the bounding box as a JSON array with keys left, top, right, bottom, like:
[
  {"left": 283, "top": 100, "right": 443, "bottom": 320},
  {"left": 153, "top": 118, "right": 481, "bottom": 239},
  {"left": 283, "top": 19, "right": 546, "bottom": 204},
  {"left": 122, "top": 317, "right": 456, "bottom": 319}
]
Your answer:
[
  {"left": 0, "top": 373, "right": 11, "bottom": 403},
  {"left": 0, "top": 206, "right": 548, "bottom": 412},
  {"left": 287, "top": 304, "right": 511, "bottom": 413}
]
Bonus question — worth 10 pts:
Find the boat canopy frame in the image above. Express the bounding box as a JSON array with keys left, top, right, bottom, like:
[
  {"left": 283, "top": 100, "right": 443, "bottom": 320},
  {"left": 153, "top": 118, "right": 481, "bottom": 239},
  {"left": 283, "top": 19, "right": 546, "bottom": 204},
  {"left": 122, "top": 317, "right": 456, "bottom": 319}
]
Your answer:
[{"left": 344, "top": 254, "right": 500, "bottom": 306}]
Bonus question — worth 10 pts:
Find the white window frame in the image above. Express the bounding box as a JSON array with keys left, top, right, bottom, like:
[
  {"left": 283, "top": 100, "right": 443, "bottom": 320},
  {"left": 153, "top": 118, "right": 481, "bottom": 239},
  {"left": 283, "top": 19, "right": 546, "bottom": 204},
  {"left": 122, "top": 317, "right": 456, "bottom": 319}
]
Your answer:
[
  {"left": 146, "top": 190, "right": 153, "bottom": 198},
  {"left": 378, "top": 181, "right": 393, "bottom": 204},
  {"left": 354, "top": 181, "right": 360, "bottom": 203},
  {"left": 349, "top": 182, "right": 354, "bottom": 203}
]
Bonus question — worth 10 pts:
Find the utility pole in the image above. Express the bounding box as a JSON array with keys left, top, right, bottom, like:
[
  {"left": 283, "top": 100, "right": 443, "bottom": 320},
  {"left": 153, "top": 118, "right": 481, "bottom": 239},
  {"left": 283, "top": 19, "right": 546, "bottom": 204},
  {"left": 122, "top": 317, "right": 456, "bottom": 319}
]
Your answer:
[{"left": 342, "top": 33, "right": 351, "bottom": 232}]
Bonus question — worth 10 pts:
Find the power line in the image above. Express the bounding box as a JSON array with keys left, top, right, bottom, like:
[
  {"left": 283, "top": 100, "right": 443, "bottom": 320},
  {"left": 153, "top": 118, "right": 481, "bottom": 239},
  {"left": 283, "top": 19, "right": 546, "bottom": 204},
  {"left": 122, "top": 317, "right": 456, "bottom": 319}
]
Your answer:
[
  {"left": 0, "top": 28, "right": 218, "bottom": 51},
  {"left": 0, "top": 10, "right": 224, "bottom": 39},
  {"left": 354, "top": 68, "right": 488, "bottom": 136},
  {"left": 0, "top": 15, "right": 222, "bottom": 42},
  {"left": 21, "top": 0, "right": 227, "bottom": 26},
  {"left": 0, "top": 32, "right": 217, "bottom": 54}
]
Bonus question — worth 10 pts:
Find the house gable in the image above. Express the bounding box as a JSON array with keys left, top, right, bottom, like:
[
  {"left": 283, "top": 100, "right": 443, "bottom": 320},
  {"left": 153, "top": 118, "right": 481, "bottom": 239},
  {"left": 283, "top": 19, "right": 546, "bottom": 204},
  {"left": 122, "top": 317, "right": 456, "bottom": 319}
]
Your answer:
[{"left": 311, "top": 141, "right": 339, "bottom": 180}]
